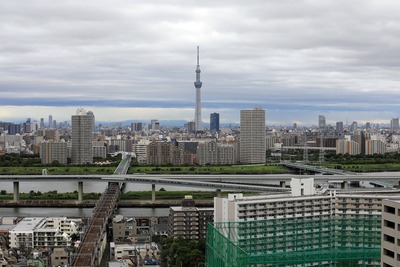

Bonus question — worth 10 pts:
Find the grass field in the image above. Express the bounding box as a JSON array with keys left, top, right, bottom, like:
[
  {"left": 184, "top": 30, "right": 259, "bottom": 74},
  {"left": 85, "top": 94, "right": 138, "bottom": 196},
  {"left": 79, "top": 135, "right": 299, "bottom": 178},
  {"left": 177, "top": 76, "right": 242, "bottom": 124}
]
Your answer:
[
  {"left": 338, "top": 163, "right": 400, "bottom": 172},
  {"left": 128, "top": 165, "right": 291, "bottom": 174}
]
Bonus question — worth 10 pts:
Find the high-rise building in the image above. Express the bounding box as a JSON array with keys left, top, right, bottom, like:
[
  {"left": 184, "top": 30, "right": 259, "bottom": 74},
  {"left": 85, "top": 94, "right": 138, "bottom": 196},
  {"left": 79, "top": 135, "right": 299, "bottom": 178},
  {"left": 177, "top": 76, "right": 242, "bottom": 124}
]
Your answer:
[
  {"left": 40, "top": 118, "right": 45, "bottom": 129},
  {"left": 87, "top": 110, "right": 95, "bottom": 131},
  {"left": 71, "top": 108, "right": 93, "bottom": 164},
  {"left": 336, "top": 139, "right": 360, "bottom": 155},
  {"left": 131, "top": 122, "right": 143, "bottom": 132},
  {"left": 240, "top": 108, "right": 266, "bottom": 164},
  {"left": 48, "top": 115, "right": 53, "bottom": 128},
  {"left": 210, "top": 113, "right": 220, "bottom": 133},
  {"left": 365, "top": 139, "right": 386, "bottom": 155},
  {"left": 185, "top": 121, "right": 196, "bottom": 133},
  {"left": 336, "top": 121, "right": 344, "bottom": 133},
  {"left": 318, "top": 115, "right": 326, "bottom": 129},
  {"left": 194, "top": 46, "right": 203, "bottom": 132},
  {"left": 150, "top": 120, "right": 160, "bottom": 131},
  {"left": 390, "top": 118, "right": 399, "bottom": 132},
  {"left": 350, "top": 121, "right": 358, "bottom": 132}
]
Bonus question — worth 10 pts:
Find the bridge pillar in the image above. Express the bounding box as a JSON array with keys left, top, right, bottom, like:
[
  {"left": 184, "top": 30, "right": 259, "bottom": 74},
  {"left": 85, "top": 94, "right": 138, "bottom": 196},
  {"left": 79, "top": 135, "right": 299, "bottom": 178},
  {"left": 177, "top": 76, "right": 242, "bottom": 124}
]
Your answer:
[
  {"left": 13, "top": 181, "right": 19, "bottom": 203},
  {"left": 341, "top": 181, "right": 349, "bottom": 190},
  {"left": 280, "top": 181, "right": 286, "bottom": 188},
  {"left": 152, "top": 184, "right": 156, "bottom": 203},
  {"left": 216, "top": 189, "right": 221, "bottom": 198},
  {"left": 78, "top": 181, "right": 84, "bottom": 203}
]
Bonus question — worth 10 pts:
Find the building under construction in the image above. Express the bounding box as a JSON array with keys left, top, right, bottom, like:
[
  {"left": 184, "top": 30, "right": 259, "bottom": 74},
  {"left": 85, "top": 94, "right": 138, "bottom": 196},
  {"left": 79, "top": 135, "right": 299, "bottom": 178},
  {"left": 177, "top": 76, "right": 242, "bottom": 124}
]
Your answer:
[{"left": 206, "top": 216, "right": 381, "bottom": 266}]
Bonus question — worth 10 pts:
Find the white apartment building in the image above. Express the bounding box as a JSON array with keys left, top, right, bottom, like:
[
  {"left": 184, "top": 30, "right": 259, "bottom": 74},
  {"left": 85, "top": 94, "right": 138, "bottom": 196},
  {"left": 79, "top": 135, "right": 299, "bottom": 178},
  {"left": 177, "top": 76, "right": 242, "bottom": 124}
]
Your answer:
[
  {"left": 365, "top": 139, "right": 386, "bottom": 155},
  {"left": 215, "top": 178, "right": 335, "bottom": 223},
  {"left": 9, "top": 217, "right": 81, "bottom": 250},
  {"left": 336, "top": 139, "right": 360, "bottom": 155},
  {"left": 215, "top": 178, "right": 400, "bottom": 223},
  {"left": 132, "top": 139, "right": 151, "bottom": 164}
]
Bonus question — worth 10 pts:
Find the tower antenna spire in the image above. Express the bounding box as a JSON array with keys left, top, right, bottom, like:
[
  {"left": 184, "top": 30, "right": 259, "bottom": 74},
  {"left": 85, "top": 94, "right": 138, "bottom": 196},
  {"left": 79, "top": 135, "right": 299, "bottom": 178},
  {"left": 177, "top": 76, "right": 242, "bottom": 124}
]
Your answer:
[
  {"left": 194, "top": 46, "right": 203, "bottom": 132},
  {"left": 197, "top": 46, "right": 200, "bottom": 65}
]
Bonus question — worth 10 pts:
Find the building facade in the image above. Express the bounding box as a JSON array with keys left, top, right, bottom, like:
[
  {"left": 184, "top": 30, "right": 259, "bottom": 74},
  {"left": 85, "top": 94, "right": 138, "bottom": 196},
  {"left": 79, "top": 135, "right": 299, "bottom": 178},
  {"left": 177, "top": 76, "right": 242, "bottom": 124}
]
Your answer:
[
  {"left": 39, "top": 141, "right": 67, "bottom": 164},
  {"left": 168, "top": 196, "right": 213, "bottom": 239},
  {"left": 71, "top": 108, "right": 93, "bottom": 164},
  {"left": 239, "top": 108, "right": 266, "bottom": 164},
  {"left": 210, "top": 113, "right": 220, "bottom": 133},
  {"left": 381, "top": 199, "right": 400, "bottom": 267}
]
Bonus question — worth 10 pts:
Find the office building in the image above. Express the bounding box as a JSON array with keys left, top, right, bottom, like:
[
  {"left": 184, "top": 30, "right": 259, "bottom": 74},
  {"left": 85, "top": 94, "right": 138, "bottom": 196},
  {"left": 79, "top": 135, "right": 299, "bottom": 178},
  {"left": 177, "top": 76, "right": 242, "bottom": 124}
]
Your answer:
[
  {"left": 87, "top": 110, "right": 95, "bottom": 131},
  {"left": 194, "top": 46, "right": 203, "bottom": 132},
  {"left": 239, "top": 108, "right": 266, "bottom": 164},
  {"left": 185, "top": 121, "right": 196, "bottom": 133},
  {"left": 150, "top": 120, "right": 160, "bottom": 131},
  {"left": 71, "top": 108, "right": 93, "bottom": 164},
  {"left": 318, "top": 115, "right": 326, "bottom": 129},
  {"left": 132, "top": 139, "right": 151, "bottom": 164},
  {"left": 336, "top": 121, "right": 344, "bottom": 133},
  {"left": 350, "top": 121, "right": 358, "bottom": 132},
  {"left": 391, "top": 118, "right": 399, "bottom": 132},
  {"left": 210, "top": 113, "right": 220, "bottom": 133},
  {"left": 131, "top": 122, "right": 143, "bottom": 132},
  {"left": 48, "top": 115, "right": 53, "bottom": 128}
]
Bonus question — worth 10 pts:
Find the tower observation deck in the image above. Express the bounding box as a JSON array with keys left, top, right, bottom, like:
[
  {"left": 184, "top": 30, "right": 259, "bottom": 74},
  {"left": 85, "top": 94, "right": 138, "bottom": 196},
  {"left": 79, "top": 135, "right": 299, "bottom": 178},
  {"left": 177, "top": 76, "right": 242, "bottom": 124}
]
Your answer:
[{"left": 194, "top": 46, "right": 203, "bottom": 132}]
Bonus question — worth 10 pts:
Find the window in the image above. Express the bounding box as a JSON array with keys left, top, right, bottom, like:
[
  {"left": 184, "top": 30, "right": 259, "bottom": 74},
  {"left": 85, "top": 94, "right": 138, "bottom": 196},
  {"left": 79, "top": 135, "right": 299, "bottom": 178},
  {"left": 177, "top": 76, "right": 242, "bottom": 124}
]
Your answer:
[
  {"left": 384, "top": 220, "right": 395, "bottom": 229},
  {"left": 384, "top": 249, "right": 395, "bottom": 258},
  {"left": 384, "top": 234, "right": 395, "bottom": 244},
  {"left": 384, "top": 205, "right": 395, "bottom": 215}
]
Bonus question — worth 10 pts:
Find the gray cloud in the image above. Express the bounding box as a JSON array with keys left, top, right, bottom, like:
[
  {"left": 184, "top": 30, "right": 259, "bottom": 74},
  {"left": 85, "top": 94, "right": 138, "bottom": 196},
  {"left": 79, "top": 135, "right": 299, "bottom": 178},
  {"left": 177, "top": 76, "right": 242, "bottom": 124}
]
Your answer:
[{"left": 1, "top": 0, "right": 400, "bottom": 125}]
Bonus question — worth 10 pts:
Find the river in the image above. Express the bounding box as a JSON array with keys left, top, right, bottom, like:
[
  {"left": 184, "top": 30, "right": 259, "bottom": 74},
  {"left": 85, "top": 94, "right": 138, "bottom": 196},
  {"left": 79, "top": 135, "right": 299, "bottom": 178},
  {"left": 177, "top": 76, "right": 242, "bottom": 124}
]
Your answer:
[{"left": 0, "top": 207, "right": 170, "bottom": 217}]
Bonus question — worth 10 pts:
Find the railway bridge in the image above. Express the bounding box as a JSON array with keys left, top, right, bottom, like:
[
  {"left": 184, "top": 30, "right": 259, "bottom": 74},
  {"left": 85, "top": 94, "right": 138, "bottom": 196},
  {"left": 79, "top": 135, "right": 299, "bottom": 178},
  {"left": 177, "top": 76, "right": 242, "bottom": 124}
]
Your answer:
[{"left": 71, "top": 154, "right": 130, "bottom": 267}]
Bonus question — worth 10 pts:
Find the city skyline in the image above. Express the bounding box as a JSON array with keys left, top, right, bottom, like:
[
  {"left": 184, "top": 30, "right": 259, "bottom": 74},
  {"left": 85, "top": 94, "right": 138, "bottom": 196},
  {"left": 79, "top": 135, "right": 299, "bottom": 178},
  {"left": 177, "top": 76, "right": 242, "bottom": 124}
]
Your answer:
[{"left": 1, "top": 1, "right": 400, "bottom": 125}]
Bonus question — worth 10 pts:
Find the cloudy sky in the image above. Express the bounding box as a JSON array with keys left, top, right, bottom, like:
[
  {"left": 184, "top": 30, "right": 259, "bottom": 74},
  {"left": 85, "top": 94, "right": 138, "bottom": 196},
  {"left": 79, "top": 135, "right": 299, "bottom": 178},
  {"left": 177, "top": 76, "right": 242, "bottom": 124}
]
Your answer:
[{"left": 1, "top": 0, "right": 400, "bottom": 126}]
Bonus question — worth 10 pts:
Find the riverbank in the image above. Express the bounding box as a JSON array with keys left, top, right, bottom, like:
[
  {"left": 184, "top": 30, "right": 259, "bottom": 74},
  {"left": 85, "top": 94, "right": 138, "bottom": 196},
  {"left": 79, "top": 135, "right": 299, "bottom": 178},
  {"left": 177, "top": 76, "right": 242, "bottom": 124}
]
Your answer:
[{"left": 0, "top": 199, "right": 214, "bottom": 208}]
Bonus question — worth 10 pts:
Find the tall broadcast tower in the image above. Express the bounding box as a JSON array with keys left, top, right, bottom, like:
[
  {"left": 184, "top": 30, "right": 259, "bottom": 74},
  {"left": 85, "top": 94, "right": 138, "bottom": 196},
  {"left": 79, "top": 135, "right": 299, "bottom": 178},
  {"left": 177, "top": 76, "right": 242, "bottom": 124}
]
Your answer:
[{"left": 194, "top": 46, "right": 203, "bottom": 132}]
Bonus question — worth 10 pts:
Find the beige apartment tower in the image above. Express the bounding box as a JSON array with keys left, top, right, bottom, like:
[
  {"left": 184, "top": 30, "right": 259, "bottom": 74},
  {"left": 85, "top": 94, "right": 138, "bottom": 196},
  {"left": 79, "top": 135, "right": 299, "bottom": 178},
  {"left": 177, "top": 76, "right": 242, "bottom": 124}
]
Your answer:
[
  {"left": 71, "top": 108, "right": 93, "bottom": 164},
  {"left": 240, "top": 108, "right": 266, "bottom": 164}
]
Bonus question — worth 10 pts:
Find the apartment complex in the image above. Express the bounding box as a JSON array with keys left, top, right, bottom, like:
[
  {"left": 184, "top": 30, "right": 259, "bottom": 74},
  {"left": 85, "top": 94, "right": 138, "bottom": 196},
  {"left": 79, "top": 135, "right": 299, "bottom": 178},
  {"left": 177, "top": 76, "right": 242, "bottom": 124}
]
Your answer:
[
  {"left": 9, "top": 217, "right": 81, "bottom": 250},
  {"left": 168, "top": 196, "right": 213, "bottom": 239},
  {"left": 209, "top": 179, "right": 389, "bottom": 266},
  {"left": 146, "top": 141, "right": 193, "bottom": 165},
  {"left": 39, "top": 141, "right": 67, "bottom": 164},
  {"left": 197, "top": 141, "right": 236, "bottom": 165}
]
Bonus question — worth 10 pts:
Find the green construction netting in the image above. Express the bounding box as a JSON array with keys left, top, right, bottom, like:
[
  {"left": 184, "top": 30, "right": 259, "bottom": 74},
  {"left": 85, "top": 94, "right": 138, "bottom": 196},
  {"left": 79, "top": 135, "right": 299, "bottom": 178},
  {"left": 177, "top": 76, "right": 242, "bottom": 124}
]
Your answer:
[{"left": 206, "top": 216, "right": 381, "bottom": 267}]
